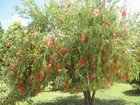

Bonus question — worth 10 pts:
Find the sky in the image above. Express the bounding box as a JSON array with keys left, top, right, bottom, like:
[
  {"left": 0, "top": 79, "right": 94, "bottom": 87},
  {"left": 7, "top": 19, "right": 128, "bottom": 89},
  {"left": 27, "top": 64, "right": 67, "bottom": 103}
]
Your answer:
[
  {"left": 0, "top": 0, "right": 22, "bottom": 30},
  {"left": 0, "top": 0, "right": 42, "bottom": 30},
  {"left": 0, "top": 0, "right": 140, "bottom": 30}
]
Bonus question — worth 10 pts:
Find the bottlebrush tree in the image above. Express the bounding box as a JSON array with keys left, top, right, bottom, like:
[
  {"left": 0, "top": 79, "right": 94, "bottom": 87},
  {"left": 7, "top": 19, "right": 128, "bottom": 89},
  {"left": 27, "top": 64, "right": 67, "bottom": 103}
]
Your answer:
[
  {"left": 1, "top": 22, "right": 51, "bottom": 104},
  {"left": 2, "top": 0, "right": 140, "bottom": 105},
  {"left": 0, "top": 22, "right": 32, "bottom": 104}
]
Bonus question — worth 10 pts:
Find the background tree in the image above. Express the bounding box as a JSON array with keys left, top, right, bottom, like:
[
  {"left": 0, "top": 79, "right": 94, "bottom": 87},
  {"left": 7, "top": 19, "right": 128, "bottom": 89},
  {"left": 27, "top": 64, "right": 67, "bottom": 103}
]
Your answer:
[
  {"left": 0, "top": 22, "right": 4, "bottom": 35},
  {"left": 129, "top": 22, "right": 140, "bottom": 91},
  {"left": 1, "top": 0, "right": 139, "bottom": 105}
]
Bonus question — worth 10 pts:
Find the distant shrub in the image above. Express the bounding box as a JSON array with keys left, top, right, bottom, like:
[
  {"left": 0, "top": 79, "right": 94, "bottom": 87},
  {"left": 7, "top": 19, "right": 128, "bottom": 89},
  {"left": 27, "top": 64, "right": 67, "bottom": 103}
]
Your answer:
[{"left": 130, "top": 71, "right": 140, "bottom": 91}]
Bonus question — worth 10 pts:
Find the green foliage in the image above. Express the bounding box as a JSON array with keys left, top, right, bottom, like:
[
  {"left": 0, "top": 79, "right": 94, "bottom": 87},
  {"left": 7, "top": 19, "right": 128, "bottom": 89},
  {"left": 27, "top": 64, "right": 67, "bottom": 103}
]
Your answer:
[
  {"left": 1, "top": 0, "right": 140, "bottom": 104},
  {"left": 130, "top": 26, "right": 140, "bottom": 90},
  {"left": 130, "top": 73, "right": 140, "bottom": 91}
]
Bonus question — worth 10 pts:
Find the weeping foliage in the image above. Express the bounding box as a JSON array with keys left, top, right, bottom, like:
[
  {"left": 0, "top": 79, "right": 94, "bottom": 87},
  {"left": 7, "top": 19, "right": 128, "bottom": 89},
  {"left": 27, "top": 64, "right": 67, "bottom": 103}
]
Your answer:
[{"left": 1, "top": 0, "right": 139, "bottom": 104}]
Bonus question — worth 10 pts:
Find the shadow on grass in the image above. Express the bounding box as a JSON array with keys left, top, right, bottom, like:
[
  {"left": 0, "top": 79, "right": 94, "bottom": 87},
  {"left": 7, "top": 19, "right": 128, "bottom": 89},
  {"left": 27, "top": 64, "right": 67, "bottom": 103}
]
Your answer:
[
  {"left": 123, "top": 89, "right": 140, "bottom": 96},
  {"left": 35, "top": 95, "right": 125, "bottom": 105}
]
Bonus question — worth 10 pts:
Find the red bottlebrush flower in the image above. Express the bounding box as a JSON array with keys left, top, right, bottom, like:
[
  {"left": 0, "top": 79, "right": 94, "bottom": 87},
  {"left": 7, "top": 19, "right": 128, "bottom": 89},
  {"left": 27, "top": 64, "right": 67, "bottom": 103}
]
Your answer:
[
  {"left": 50, "top": 57, "right": 57, "bottom": 62},
  {"left": 32, "top": 56, "right": 37, "bottom": 61},
  {"left": 17, "top": 58, "right": 22, "bottom": 62},
  {"left": 19, "top": 85, "right": 25, "bottom": 93},
  {"left": 114, "top": 32, "right": 119, "bottom": 37},
  {"left": 56, "top": 64, "right": 61, "bottom": 71},
  {"left": 65, "top": 80, "right": 70, "bottom": 86},
  {"left": 76, "top": 88, "right": 81, "bottom": 93},
  {"left": 48, "top": 38, "right": 53, "bottom": 46},
  {"left": 121, "top": 9, "right": 126, "bottom": 17},
  {"left": 16, "top": 50, "right": 23, "bottom": 55},
  {"left": 9, "top": 63, "right": 16, "bottom": 69},
  {"left": 47, "top": 37, "right": 59, "bottom": 47},
  {"left": 36, "top": 74, "right": 44, "bottom": 81},
  {"left": 80, "top": 57, "right": 87, "bottom": 66},
  {"left": 103, "top": 21, "right": 109, "bottom": 27},
  {"left": 35, "top": 88, "right": 42, "bottom": 94},
  {"left": 124, "top": 72, "right": 129, "bottom": 80},
  {"left": 5, "top": 43, "right": 12, "bottom": 48},
  {"left": 80, "top": 34, "right": 85, "bottom": 42},
  {"left": 55, "top": 39, "right": 59, "bottom": 45},
  {"left": 109, "top": 66, "right": 114, "bottom": 73},
  {"left": 43, "top": 67, "right": 48, "bottom": 72},
  {"left": 89, "top": 72, "right": 94, "bottom": 80},
  {"left": 47, "top": 65, "right": 52, "bottom": 71},
  {"left": 43, "top": 65, "right": 52, "bottom": 72},
  {"left": 61, "top": 48, "right": 70, "bottom": 52},
  {"left": 116, "top": 64, "right": 122, "bottom": 70},
  {"left": 39, "top": 75, "right": 44, "bottom": 81}
]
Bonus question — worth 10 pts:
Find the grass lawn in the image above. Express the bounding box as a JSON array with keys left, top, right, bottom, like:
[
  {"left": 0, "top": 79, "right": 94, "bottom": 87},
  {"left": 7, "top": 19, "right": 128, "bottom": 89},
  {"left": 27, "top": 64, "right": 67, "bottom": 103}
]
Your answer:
[{"left": 18, "top": 83, "right": 140, "bottom": 105}]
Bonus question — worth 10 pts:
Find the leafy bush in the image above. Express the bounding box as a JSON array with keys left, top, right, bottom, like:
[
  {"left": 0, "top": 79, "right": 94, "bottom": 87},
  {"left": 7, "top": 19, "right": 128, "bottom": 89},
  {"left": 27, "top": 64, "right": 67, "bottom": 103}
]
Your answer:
[
  {"left": 130, "top": 30, "right": 140, "bottom": 91},
  {"left": 1, "top": 0, "right": 140, "bottom": 105}
]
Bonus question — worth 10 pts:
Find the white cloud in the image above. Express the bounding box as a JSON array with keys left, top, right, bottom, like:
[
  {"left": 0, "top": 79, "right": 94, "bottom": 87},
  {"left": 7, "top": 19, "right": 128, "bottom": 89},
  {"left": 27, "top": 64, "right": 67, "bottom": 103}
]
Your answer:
[
  {"left": 11, "top": 14, "right": 27, "bottom": 26},
  {"left": 129, "top": 0, "right": 140, "bottom": 13}
]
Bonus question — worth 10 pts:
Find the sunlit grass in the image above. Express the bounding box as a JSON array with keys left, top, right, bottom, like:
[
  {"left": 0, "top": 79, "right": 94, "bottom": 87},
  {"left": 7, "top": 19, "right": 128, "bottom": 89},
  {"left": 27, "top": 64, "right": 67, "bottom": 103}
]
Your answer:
[{"left": 18, "top": 83, "right": 140, "bottom": 105}]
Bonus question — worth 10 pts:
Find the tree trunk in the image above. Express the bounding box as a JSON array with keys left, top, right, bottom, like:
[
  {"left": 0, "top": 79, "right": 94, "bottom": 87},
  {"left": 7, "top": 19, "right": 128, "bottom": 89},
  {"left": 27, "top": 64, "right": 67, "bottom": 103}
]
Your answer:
[{"left": 83, "top": 90, "right": 96, "bottom": 105}]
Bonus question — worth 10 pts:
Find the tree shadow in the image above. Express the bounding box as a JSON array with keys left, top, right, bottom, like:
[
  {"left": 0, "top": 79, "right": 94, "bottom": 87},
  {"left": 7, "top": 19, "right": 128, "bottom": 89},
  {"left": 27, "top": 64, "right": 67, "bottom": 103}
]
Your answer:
[
  {"left": 35, "top": 95, "right": 125, "bottom": 105},
  {"left": 122, "top": 89, "right": 140, "bottom": 96}
]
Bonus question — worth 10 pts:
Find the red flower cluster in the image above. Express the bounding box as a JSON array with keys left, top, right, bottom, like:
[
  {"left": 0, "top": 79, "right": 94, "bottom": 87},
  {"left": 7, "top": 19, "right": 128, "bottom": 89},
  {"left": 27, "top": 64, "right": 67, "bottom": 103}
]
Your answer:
[
  {"left": 19, "top": 85, "right": 25, "bottom": 93},
  {"left": 65, "top": 80, "right": 70, "bottom": 87},
  {"left": 80, "top": 57, "right": 87, "bottom": 66},
  {"left": 114, "top": 32, "right": 119, "bottom": 37},
  {"left": 122, "top": 9, "right": 126, "bottom": 17},
  {"left": 16, "top": 50, "right": 23, "bottom": 55},
  {"left": 5, "top": 43, "right": 12, "bottom": 48},
  {"left": 80, "top": 35, "right": 85, "bottom": 42},
  {"left": 32, "top": 56, "right": 37, "bottom": 61},
  {"left": 109, "top": 66, "right": 115, "bottom": 73},
  {"left": 56, "top": 64, "right": 61, "bottom": 71},
  {"left": 109, "top": 64, "right": 122, "bottom": 73},
  {"left": 9, "top": 63, "right": 17, "bottom": 69},
  {"left": 89, "top": 72, "right": 94, "bottom": 80},
  {"left": 50, "top": 57, "right": 57, "bottom": 62},
  {"left": 47, "top": 37, "right": 59, "bottom": 47},
  {"left": 17, "top": 58, "right": 22, "bottom": 62},
  {"left": 35, "top": 74, "right": 44, "bottom": 81},
  {"left": 61, "top": 48, "right": 70, "bottom": 52},
  {"left": 103, "top": 21, "right": 109, "bottom": 27},
  {"left": 35, "top": 88, "right": 42, "bottom": 94},
  {"left": 43, "top": 65, "right": 52, "bottom": 72},
  {"left": 124, "top": 72, "right": 129, "bottom": 80}
]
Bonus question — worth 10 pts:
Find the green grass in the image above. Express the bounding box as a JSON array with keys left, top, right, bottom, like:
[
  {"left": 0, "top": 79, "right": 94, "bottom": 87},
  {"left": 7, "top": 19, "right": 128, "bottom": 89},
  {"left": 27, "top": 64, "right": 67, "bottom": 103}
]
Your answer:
[{"left": 18, "top": 83, "right": 140, "bottom": 105}]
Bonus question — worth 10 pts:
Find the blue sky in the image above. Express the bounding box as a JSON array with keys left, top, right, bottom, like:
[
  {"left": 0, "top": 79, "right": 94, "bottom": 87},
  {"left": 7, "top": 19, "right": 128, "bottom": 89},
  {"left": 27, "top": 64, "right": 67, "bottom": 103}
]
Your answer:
[
  {"left": 0, "top": 0, "right": 22, "bottom": 30},
  {"left": 0, "top": 0, "right": 42, "bottom": 30},
  {"left": 0, "top": 0, "right": 140, "bottom": 30}
]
